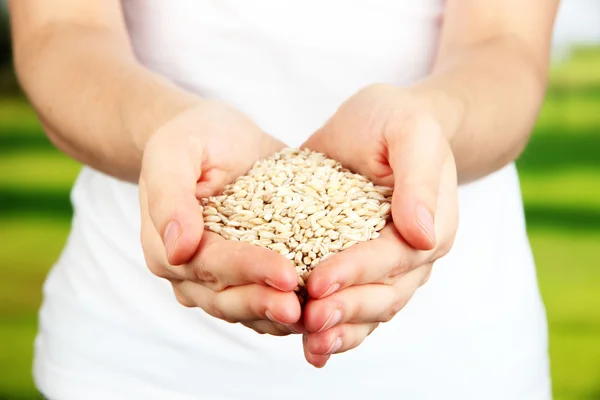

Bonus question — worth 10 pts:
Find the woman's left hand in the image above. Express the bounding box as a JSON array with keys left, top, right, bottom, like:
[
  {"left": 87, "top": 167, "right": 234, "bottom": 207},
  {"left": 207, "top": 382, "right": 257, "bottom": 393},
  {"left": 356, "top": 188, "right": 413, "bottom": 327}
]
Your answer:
[{"left": 299, "top": 84, "right": 459, "bottom": 367}]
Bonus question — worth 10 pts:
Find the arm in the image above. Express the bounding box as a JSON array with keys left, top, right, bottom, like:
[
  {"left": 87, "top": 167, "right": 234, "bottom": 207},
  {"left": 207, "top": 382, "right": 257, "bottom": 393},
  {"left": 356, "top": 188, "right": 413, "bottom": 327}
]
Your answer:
[
  {"left": 303, "top": 0, "right": 559, "bottom": 250},
  {"left": 410, "top": 0, "right": 560, "bottom": 183},
  {"left": 10, "top": 0, "right": 302, "bottom": 335},
  {"left": 299, "top": 1, "right": 560, "bottom": 367},
  {"left": 9, "top": 0, "right": 199, "bottom": 182}
]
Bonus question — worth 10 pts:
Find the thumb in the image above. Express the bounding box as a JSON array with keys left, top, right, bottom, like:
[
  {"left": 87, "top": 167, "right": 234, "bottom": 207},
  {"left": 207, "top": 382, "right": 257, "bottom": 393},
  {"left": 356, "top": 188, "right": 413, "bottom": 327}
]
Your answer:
[
  {"left": 140, "top": 134, "right": 205, "bottom": 266},
  {"left": 387, "top": 115, "right": 447, "bottom": 251}
]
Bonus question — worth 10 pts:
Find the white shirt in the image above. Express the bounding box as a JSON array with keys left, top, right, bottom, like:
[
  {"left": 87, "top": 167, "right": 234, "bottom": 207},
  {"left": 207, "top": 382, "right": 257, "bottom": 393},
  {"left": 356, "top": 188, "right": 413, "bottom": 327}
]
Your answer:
[{"left": 34, "top": 1, "right": 551, "bottom": 399}]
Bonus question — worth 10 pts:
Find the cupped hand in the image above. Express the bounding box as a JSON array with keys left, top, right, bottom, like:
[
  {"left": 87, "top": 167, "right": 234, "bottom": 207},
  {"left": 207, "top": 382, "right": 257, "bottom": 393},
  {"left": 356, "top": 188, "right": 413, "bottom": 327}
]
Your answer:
[
  {"left": 139, "top": 100, "right": 302, "bottom": 335},
  {"left": 300, "top": 84, "right": 459, "bottom": 366}
]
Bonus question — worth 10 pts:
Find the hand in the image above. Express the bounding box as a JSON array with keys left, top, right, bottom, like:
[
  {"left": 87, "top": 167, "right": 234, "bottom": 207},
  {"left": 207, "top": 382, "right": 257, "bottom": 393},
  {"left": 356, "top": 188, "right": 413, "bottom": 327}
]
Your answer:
[
  {"left": 139, "top": 100, "right": 302, "bottom": 335},
  {"left": 300, "top": 84, "right": 459, "bottom": 366}
]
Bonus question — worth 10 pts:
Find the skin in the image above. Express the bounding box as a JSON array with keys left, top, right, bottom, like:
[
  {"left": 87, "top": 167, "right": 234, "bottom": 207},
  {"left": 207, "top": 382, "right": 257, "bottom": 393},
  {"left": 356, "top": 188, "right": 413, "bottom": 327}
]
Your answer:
[
  {"left": 300, "top": 1, "right": 560, "bottom": 367},
  {"left": 10, "top": 0, "right": 302, "bottom": 336},
  {"left": 10, "top": 0, "right": 559, "bottom": 368}
]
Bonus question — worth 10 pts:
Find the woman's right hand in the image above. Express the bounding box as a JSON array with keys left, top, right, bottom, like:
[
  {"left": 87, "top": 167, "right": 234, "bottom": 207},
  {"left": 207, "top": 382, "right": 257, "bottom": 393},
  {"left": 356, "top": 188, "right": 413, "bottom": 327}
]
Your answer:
[{"left": 139, "top": 100, "right": 302, "bottom": 335}]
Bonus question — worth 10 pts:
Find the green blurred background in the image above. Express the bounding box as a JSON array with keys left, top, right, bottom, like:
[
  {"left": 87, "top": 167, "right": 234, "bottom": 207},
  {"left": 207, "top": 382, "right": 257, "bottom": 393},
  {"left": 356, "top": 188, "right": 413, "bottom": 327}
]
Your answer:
[{"left": 0, "top": 3, "right": 599, "bottom": 400}]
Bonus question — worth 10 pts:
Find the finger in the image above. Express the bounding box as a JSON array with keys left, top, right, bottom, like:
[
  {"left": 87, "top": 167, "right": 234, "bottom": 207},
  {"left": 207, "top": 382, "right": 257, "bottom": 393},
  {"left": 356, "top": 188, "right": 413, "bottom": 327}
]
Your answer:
[
  {"left": 140, "top": 209, "right": 298, "bottom": 291},
  {"left": 183, "top": 232, "right": 298, "bottom": 291},
  {"left": 242, "top": 320, "right": 300, "bottom": 336},
  {"left": 303, "top": 334, "right": 331, "bottom": 368},
  {"left": 304, "top": 322, "right": 379, "bottom": 357},
  {"left": 304, "top": 265, "right": 431, "bottom": 332},
  {"left": 140, "top": 164, "right": 297, "bottom": 291},
  {"left": 386, "top": 114, "right": 449, "bottom": 251},
  {"left": 434, "top": 155, "right": 459, "bottom": 258},
  {"left": 140, "top": 132, "right": 205, "bottom": 266},
  {"left": 174, "top": 281, "right": 302, "bottom": 324},
  {"left": 306, "top": 225, "right": 427, "bottom": 299},
  {"left": 140, "top": 183, "right": 180, "bottom": 280}
]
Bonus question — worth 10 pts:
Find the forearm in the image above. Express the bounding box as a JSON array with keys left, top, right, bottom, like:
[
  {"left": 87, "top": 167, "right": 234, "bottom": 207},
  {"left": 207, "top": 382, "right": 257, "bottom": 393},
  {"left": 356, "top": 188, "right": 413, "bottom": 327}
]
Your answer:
[
  {"left": 14, "top": 25, "right": 201, "bottom": 182},
  {"left": 409, "top": 35, "right": 548, "bottom": 183}
]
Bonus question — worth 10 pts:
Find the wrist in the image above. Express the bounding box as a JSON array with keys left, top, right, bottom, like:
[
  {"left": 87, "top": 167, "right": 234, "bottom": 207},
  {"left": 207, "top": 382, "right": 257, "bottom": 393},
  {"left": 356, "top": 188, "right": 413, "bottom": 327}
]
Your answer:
[
  {"left": 118, "top": 65, "right": 204, "bottom": 159},
  {"left": 402, "top": 83, "right": 466, "bottom": 147},
  {"left": 134, "top": 99, "right": 204, "bottom": 158}
]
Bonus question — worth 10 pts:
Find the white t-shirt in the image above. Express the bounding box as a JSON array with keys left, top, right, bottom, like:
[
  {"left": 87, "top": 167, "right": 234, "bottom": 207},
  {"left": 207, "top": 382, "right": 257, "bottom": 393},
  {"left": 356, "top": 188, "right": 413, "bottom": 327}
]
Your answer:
[{"left": 33, "top": 1, "right": 551, "bottom": 399}]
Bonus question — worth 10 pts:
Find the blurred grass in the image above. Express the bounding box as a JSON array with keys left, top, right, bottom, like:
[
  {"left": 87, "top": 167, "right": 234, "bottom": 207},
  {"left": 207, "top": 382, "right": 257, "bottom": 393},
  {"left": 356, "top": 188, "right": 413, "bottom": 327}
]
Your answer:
[
  {"left": 518, "top": 47, "right": 600, "bottom": 399},
  {"left": 0, "top": 48, "right": 599, "bottom": 400}
]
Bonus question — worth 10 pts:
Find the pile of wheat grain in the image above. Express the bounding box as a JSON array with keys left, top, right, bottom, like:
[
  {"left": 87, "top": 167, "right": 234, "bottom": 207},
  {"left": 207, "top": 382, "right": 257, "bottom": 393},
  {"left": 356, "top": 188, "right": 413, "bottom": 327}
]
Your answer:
[{"left": 201, "top": 148, "right": 392, "bottom": 298}]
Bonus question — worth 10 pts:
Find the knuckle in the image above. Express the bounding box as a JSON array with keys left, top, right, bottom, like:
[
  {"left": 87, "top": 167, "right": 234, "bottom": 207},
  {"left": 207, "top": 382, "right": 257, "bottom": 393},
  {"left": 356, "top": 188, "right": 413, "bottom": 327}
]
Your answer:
[
  {"left": 379, "top": 310, "right": 395, "bottom": 323},
  {"left": 381, "top": 276, "right": 397, "bottom": 286},
  {"left": 210, "top": 281, "right": 229, "bottom": 293},
  {"left": 173, "top": 288, "right": 195, "bottom": 308},
  {"left": 390, "top": 296, "right": 408, "bottom": 315},
  {"left": 388, "top": 263, "right": 405, "bottom": 279},
  {"left": 380, "top": 295, "right": 408, "bottom": 323},
  {"left": 388, "top": 255, "right": 410, "bottom": 278},
  {"left": 353, "top": 263, "right": 370, "bottom": 284},
  {"left": 146, "top": 258, "right": 169, "bottom": 279},
  {"left": 206, "top": 296, "right": 228, "bottom": 322},
  {"left": 242, "top": 322, "right": 267, "bottom": 335},
  {"left": 192, "top": 260, "right": 218, "bottom": 285},
  {"left": 345, "top": 298, "right": 362, "bottom": 322}
]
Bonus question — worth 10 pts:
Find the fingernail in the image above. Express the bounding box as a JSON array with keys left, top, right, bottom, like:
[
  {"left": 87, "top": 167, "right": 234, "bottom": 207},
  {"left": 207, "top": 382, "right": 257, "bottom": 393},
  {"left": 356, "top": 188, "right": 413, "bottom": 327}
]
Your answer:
[
  {"left": 416, "top": 205, "right": 436, "bottom": 245},
  {"left": 265, "top": 278, "right": 287, "bottom": 292},
  {"left": 318, "top": 309, "right": 342, "bottom": 332},
  {"left": 319, "top": 282, "right": 340, "bottom": 299},
  {"left": 265, "top": 309, "right": 285, "bottom": 325},
  {"left": 326, "top": 337, "right": 343, "bottom": 355},
  {"left": 163, "top": 220, "right": 181, "bottom": 258}
]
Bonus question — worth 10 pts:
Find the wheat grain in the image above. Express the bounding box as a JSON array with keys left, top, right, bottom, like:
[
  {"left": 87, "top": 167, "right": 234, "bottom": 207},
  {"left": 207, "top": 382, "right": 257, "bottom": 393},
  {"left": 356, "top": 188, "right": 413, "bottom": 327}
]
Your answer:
[{"left": 200, "top": 148, "right": 392, "bottom": 301}]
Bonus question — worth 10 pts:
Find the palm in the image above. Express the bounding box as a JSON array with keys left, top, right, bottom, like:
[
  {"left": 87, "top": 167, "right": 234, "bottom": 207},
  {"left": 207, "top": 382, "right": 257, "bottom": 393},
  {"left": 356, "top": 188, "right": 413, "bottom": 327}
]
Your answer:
[
  {"left": 303, "top": 85, "right": 398, "bottom": 188},
  {"left": 146, "top": 101, "right": 285, "bottom": 199}
]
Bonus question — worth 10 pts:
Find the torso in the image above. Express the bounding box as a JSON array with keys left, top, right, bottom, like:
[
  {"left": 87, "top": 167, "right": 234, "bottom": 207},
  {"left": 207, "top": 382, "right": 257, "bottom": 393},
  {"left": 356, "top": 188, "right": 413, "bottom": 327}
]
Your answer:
[{"left": 34, "top": 2, "right": 550, "bottom": 399}]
